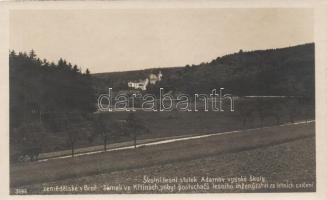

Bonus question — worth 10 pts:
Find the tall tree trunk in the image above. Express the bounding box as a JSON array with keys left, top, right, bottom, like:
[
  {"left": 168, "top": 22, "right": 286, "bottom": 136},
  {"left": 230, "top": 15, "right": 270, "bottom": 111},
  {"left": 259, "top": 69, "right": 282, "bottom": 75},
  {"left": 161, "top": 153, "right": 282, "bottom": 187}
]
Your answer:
[
  {"left": 104, "top": 135, "right": 107, "bottom": 151},
  {"left": 71, "top": 142, "right": 74, "bottom": 157}
]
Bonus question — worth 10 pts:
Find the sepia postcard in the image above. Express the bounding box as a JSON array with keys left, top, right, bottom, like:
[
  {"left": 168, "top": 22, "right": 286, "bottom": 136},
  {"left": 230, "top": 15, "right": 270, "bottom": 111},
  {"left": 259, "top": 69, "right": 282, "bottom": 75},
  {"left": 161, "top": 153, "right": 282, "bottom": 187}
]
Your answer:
[{"left": 0, "top": 0, "right": 327, "bottom": 200}]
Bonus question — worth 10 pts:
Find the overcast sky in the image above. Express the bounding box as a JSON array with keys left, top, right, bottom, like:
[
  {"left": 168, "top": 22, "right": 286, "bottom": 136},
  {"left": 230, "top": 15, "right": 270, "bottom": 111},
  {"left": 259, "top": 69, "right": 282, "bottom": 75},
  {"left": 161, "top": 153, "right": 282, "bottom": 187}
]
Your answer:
[{"left": 10, "top": 8, "right": 313, "bottom": 73}]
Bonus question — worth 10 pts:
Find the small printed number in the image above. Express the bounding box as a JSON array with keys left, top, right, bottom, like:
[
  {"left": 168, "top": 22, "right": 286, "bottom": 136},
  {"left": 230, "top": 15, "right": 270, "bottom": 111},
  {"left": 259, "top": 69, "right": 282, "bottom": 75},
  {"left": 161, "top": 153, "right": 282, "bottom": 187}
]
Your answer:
[{"left": 15, "top": 188, "right": 27, "bottom": 195}]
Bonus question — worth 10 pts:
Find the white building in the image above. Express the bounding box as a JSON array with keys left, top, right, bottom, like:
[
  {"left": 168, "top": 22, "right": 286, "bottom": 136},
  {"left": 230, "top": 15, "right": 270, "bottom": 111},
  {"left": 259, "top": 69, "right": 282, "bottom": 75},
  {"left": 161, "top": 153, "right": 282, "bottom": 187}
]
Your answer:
[
  {"left": 149, "top": 71, "right": 163, "bottom": 84},
  {"left": 128, "top": 78, "right": 149, "bottom": 91},
  {"left": 128, "top": 71, "right": 163, "bottom": 90}
]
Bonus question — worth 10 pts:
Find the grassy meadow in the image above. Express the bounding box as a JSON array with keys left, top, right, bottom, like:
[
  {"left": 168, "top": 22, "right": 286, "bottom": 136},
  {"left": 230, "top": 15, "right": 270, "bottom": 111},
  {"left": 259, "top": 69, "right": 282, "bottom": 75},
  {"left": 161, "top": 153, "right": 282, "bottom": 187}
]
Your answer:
[{"left": 11, "top": 122, "right": 315, "bottom": 193}]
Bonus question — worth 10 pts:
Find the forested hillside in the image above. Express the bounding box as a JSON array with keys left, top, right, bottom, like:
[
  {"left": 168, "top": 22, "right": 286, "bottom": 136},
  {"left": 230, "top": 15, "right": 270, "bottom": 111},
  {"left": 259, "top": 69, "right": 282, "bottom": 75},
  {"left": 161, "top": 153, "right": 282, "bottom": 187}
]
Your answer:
[
  {"left": 9, "top": 43, "right": 315, "bottom": 160},
  {"left": 93, "top": 43, "right": 314, "bottom": 97},
  {"left": 10, "top": 50, "right": 96, "bottom": 128}
]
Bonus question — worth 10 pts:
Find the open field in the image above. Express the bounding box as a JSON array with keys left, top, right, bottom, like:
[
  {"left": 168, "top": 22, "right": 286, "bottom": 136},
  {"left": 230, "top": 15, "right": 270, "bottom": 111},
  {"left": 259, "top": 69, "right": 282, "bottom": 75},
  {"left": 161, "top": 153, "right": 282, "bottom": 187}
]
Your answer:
[
  {"left": 10, "top": 122, "right": 315, "bottom": 193},
  {"left": 15, "top": 103, "right": 313, "bottom": 155},
  {"left": 24, "top": 136, "right": 315, "bottom": 194}
]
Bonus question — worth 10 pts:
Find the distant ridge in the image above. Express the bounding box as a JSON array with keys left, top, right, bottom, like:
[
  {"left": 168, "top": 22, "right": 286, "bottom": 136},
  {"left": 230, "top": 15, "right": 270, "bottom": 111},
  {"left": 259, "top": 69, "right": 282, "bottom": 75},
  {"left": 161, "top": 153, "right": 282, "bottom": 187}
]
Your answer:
[{"left": 93, "top": 43, "right": 314, "bottom": 97}]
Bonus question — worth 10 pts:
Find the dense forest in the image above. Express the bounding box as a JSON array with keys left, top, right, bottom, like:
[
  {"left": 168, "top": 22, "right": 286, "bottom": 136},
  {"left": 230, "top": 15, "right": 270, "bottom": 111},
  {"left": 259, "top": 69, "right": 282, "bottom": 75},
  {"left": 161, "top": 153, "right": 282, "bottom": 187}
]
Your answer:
[
  {"left": 10, "top": 50, "right": 99, "bottom": 160},
  {"left": 93, "top": 43, "right": 314, "bottom": 98},
  {"left": 10, "top": 50, "right": 96, "bottom": 128}
]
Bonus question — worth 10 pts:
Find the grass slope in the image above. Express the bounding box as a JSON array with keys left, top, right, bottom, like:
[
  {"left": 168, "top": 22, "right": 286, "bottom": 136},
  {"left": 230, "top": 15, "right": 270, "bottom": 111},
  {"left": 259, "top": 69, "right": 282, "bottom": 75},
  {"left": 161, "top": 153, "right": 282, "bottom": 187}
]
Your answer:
[
  {"left": 10, "top": 122, "right": 315, "bottom": 192},
  {"left": 25, "top": 136, "right": 315, "bottom": 193}
]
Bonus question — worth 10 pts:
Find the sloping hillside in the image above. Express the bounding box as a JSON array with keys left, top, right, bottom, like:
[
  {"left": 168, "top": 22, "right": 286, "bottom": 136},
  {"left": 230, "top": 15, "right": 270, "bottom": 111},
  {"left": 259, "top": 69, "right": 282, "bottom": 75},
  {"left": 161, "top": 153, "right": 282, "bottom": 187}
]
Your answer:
[{"left": 93, "top": 43, "right": 314, "bottom": 97}]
